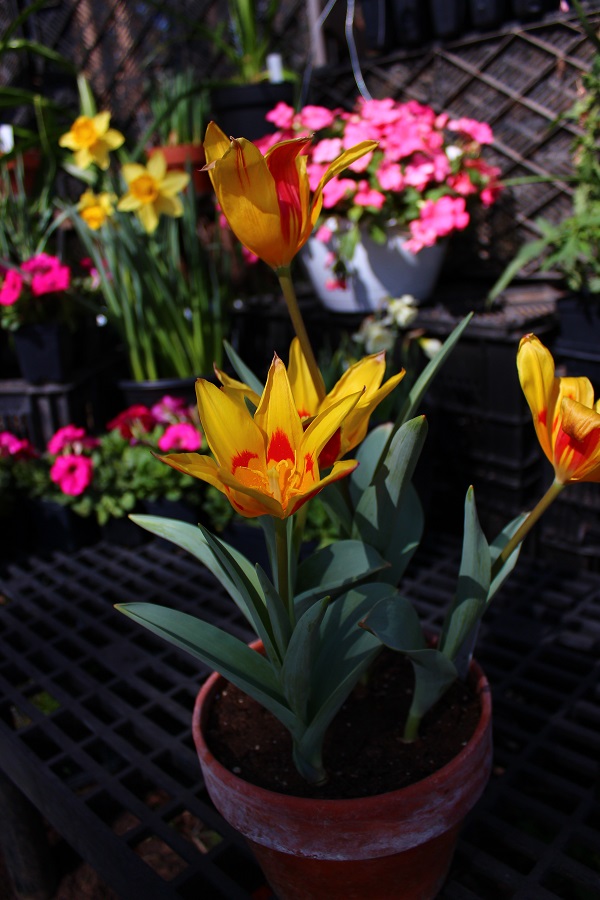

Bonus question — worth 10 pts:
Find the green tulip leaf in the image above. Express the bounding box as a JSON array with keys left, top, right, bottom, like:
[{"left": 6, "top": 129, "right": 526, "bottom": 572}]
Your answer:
[
  {"left": 403, "top": 648, "right": 458, "bottom": 740},
  {"left": 280, "top": 597, "right": 329, "bottom": 722},
  {"left": 360, "top": 592, "right": 426, "bottom": 652},
  {"left": 115, "top": 602, "right": 296, "bottom": 731},
  {"left": 295, "top": 539, "right": 389, "bottom": 615},
  {"left": 223, "top": 339, "right": 264, "bottom": 397}
]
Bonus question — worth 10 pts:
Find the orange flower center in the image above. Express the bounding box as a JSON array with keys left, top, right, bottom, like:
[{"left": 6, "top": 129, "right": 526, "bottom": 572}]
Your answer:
[
  {"left": 72, "top": 117, "right": 99, "bottom": 149},
  {"left": 130, "top": 174, "right": 159, "bottom": 204}
]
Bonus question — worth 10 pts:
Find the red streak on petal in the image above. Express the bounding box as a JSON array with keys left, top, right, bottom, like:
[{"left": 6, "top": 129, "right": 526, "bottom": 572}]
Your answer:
[
  {"left": 267, "top": 429, "right": 294, "bottom": 464},
  {"left": 318, "top": 429, "right": 341, "bottom": 469},
  {"left": 231, "top": 449, "right": 259, "bottom": 474},
  {"left": 266, "top": 143, "right": 306, "bottom": 247},
  {"left": 297, "top": 407, "right": 311, "bottom": 419},
  {"left": 538, "top": 408, "right": 547, "bottom": 427},
  {"left": 304, "top": 452, "right": 314, "bottom": 476}
]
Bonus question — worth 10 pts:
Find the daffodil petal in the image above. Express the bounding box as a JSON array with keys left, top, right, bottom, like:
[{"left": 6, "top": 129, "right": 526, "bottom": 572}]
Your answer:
[
  {"left": 138, "top": 202, "right": 159, "bottom": 233},
  {"left": 92, "top": 111, "right": 111, "bottom": 135},
  {"left": 155, "top": 194, "right": 183, "bottom": 217},
  {"left": 116, "top": 192, "right": 141, "bottom": 211},
  {"left": 147, "top": 150, "right": 167, "bottom": 180},
  {"left": 160, "top": 171, "right": 190, "bottom": 195},
  {"left": 121, "top": 163, "right": 148, "bottom": 185},
  {"left": 104, "top": 128, "right": 125, "bottom": 150}
]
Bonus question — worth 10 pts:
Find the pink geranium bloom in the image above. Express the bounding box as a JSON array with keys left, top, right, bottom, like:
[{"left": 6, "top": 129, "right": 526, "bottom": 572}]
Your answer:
[
  {"left": 448, "top": 172, "right": 478, "bottom": 195},
  {"left": 0, "top": 269, "right": 23, "bottom": 306},
  {"left": 376, "top": 162, "right": 404, "bottom": 192},
  {"left": 312, "top": 138, "right": 343, "bottom": 163},
  {"left": 321, "top": 177, "right": 357, "bottom": 209},
  {"left": 353, "top": 183, "right": 386, "bottom": 209},
  {"left": 107, "top": 405, "right": 156, "bottom": 440},
  {"left": 265, "top": 102, "right": 296, "bottom": 130},
  {"left": 298, "top": 105, "right": 337, "bottom": 131},
  {"left": 157, "top": 423, "right": 202, "bottom": 452},
  {"left": 314, "top": 223, "right": 334, "bottom": 243},
  {"left": 0, "top": 431, "right": 36, "bottom": 458},
  {"left": 448, "top": 118, "right": 493, "bottom": 145},
  {"left": 50, "top": 454, "right": 94, "bottom": 496},
  {"left": 306, "top": 161, "right": 328, "bottom": 192},
  {"left": 358, "top": 98, "right": 400, "bottom": 126},
  {"left": 419, "top": 196, "right": 470, "bottom": 238}
]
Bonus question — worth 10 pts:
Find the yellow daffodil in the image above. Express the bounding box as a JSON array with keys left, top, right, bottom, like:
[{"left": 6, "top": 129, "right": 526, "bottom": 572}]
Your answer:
[
  {"left": 77, "top": 190, "right": 115, "bottom": 230},
  {"left": 59, "top": 112, "right": 125, "bottom": 170},
  {"left": 116, "top": 152, "right": 190, "bottom": 234},
  {"left": 216, "top": 337, "right": 405, "bottom": 467},
  {"left": 518, "top": 333, "right": 600, "bottom": 483},
  {"left": 159, "top": 354, "right": 361, "bottom": 518},
  {"left": 203, "top": 122, "right": 378, "bottom": 270}
]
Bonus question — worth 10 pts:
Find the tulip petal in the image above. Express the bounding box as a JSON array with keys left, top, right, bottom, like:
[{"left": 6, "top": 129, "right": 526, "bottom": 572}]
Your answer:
[
  {"left": 255, "top": 356, "right": 304, "bottom": 463},
  {"left": 288, "top": 337, "right": 320, "bottom": 418},
  {"left": 196, "top": 379, "right": 265, "bottom": 471}
]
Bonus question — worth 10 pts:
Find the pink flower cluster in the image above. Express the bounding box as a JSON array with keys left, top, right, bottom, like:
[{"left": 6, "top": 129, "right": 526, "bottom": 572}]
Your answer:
[
  {"left": 0, "top": 431, "right": 37, "bottom": 459},
  {"left": 47, "top": 425, "right": 99, "bottom": 496},
  {"left": 260, "top": 98, "right": 502, "bottom": 255},
  {"left": 107, "top": 395, "right": 202, "bottom": 452},
  {"left": 0, "top": 254, "right": 71, "bottom": 307}
]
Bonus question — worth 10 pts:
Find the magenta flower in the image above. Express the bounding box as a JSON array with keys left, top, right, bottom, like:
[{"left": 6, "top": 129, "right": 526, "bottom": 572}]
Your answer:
[
  {"left": 21, "top": 254, "right": 71, "bottom": 296},
  {"left": 265, "top": 101, "right": 296, "bottom": 129},
  {"left": 107, "top": 405, "right": 156, "bottom": 440},
  {"left": 50, "top": 454, "right": 94, "bottom": 496},
  {"left": 0, "top": 431, "right": 36, "bottom": 458},
  {"left": 151, "top": 395, "right": 189, "bottom": 424},
  {"left": 0, "top": 269, "right": 23, "bottom": 306},
  {"left": 47, "top": 425, "right": 99, "bottom": 455},
  {"left": 448, "top": 117, "right": 493, "bottom": 145},
  {"left": 297, "top": 105, "right": 337, "bottom": 131},
  {"left": 157, "top": 423, "right": 202, "bottom": 452}
]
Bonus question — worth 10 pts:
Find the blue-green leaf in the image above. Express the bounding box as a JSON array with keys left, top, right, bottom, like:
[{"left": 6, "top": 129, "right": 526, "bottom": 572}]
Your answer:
[
  {"left": 280, "top": 598, "right": 329, "bottom": 722},
  {"left": 223, "top": 339, "right": 264, "bottom": 396},
  {"left": 360, "top": 592, "right": 426, "bottom": 651},
  {"left": 115, "top": 602, "right": 296, "bottom": 731},
  {"left": 295, "top": 539, "right": 389, "bottom": 615}
]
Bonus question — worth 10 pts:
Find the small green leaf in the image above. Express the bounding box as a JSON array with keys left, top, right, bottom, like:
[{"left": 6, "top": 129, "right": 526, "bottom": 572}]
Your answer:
[
  {"left": 404, "top": 649, "right": 458, "bottom": 740},
  {"left": 295, "top": 539, "right": 388, "bottom": 613},
  {"left": 360, "top": 593, "right": 426, "bottom": 651}
]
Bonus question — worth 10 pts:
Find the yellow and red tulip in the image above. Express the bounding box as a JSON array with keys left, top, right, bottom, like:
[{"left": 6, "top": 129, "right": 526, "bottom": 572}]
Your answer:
[
  {"left": 203, "top": 122, "right": 377, "bottom": 270},
  {"left": 216, "top": 338, "right": 405, "bottom": 467},
  {"left": 160, "top": 354, "right": 362, "bottom": 518},
  {"left": 518, "top": 333, "right": 600, "bottom": 484}
]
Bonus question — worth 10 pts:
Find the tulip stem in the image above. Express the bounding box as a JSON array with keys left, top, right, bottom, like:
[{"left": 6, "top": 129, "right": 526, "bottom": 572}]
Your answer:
[
  {"left": 277, "top": 266, "right": 326, "bottom": 402},
  {"left": 275, "top": 518, "right": 294, "bottom": 625},
  {"left": 491, "top": 479, "right": 565, "bottom": 579}
]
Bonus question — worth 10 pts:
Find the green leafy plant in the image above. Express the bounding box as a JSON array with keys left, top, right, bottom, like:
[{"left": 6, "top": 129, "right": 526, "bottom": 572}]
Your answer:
[
  {"left": 147, "top": 68, "right": 210, "bottom": 147},
  {"left": 69, "top": 179, "right": 228, "bottom": 381},
  {"left": 488, "top": 0, "right": 600, "bottom": 302}
]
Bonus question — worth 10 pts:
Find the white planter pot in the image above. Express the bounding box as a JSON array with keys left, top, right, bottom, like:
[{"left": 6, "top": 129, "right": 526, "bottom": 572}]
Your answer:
[{"left": 301, "top": 229, "right": 447, "bottom": 314}]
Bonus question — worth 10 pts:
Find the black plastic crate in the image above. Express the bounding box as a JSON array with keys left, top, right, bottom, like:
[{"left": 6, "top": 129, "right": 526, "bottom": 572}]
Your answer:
[
  {"left": 0, "top": 363, "right": 122, "bottom": 450},
  {"left": 538, "top": 481, "right": 600, "bottom": 571}
]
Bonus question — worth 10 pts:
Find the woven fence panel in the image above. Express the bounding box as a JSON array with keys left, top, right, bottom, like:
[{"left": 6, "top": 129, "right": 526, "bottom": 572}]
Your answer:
[{"left": 2, "top": 3, "right": 600, "bottom": 272}]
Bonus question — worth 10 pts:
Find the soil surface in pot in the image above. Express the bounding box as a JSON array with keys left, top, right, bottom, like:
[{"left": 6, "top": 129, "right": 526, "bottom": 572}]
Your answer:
[{"left": 205, "top": 649, "right": 481, "bottom": 799}]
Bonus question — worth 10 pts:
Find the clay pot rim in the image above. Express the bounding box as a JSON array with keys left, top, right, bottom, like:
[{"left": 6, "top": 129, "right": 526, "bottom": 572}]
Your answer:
[{"left": 192, "top": 641, "right": 492, "bottom": 811}]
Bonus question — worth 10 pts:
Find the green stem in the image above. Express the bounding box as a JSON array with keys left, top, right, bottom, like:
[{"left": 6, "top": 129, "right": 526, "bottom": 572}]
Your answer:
[
  {"left": 275, "top": 518, "right": 293, "bottom": 626},
  {"left": 276, "top": 265, "right": 326, "bottom": 403},
  {"left": 491, "top": 479, "right": 565, "bottom": 580},
  {"left": 402, "top": 708, "right": 421, "bottom": 743}
]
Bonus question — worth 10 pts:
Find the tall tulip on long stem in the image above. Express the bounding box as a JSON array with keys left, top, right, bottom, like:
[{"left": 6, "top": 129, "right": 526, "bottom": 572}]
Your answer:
[{"left": 203, "top": 122, "right": 378, "bottom": 400}]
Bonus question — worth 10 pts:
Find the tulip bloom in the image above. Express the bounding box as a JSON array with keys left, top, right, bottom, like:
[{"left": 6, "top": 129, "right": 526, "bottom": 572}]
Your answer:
[
  {"left": 117, "top": 152, "right": 190, "bottom": 234},
  {"left": 217, "top": 339, "right": 405, "bottom": 466},
  {"left": 59, "top": 113, "right": 125, "bottom": 170},
  {"left": 518, "top": 333, "right": 600, "bottom": 484},
  {"left": 159, "top": 354, "right": 361, "bottom": 518},
  {"left": 203, "top": 122, "right": 378, "bottom": 270}
]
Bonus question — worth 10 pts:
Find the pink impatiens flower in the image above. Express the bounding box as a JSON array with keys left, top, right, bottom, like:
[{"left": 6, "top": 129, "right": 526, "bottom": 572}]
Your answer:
[
  {"left": 405, "top": 196, "right": 470, "bottom": 253},
  {"left": 50, "top": 454, "right": 94, "bottom": 496},
  {"left": 157, "top": 423, "right": 202, "bottom": 452},
  {"left": 0, "top": 269, "right": 23, "bottom": 306},
  {"left": 265, "top": 102, "right": 296, "bottom": 130},
  {"left": 448, "top": 117, "right": 493, "bottom": 145},
  {"left": 297, "top": 105, "right": 337, "bottom": 131}
]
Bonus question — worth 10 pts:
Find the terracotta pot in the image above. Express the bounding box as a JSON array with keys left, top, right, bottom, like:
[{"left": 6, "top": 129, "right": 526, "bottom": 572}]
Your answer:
[
  {"left": 146, "top": 144, "right": 211, "bottom": 194},
  {"left": 1, "top": 148, "right": 42, "bottom": 195},
  {"left": 192, "top": 649, "right": 493, "bottom": 900}
]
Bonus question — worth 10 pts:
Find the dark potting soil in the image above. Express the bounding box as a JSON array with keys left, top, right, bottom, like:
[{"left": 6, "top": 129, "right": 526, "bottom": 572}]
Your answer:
[{"left": 205, "top": 649, "right": 482, "bottom": 800}]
